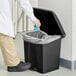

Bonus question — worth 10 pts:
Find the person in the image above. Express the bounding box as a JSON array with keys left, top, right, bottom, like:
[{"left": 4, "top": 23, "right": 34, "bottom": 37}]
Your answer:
[{"left": 0, "top": 0, "right": 41, "bottom": 72}]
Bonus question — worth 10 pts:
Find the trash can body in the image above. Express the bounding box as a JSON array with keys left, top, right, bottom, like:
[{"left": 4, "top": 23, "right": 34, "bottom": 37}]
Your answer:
[
  {"left": 23, "top": 8, "right": 66, "bottom": 73},
  {"left": 24, "top": 38, "right": 61, "bottom": 73}
]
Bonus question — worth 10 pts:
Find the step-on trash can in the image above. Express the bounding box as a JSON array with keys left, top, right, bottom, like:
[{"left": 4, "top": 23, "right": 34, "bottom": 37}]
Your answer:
[{"left": 22, "top": 8, "right": 66, "bottom": 73}]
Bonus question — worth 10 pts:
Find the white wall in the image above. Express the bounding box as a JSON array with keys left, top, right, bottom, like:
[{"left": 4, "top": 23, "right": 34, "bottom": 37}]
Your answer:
[
  {"left": 38, "top": 0, "right": 72, "bottom": 60},
  {"left": 72, "top": 0, "right": 76, "bottom": 61}
]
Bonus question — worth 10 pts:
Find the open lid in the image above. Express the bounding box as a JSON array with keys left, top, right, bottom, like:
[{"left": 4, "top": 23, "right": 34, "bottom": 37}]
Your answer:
[{"left": 33, "top": 8, "right": 66, "bottom": 38}]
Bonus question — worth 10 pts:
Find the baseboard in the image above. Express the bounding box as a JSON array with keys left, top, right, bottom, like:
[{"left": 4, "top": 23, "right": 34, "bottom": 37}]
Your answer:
[
  {"left": 60, "top": 58, "right": 76, "bottom": 70},
  {"left": 74, "top": 61, "right": 76, "bottom": 69},
  {"left": 22, "top": 58, "right": 76, "bottom": 70}
]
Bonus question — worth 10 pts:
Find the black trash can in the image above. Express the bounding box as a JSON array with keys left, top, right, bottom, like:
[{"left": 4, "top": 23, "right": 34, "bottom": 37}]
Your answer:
[{"left": 22, "top": 8, "right": 66, "bottom": 73}]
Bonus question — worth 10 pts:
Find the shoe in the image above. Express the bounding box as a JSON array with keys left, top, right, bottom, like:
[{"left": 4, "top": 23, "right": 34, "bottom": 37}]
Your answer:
[{"left": 7, "top": 61, "right": 31, "bottom": 72}]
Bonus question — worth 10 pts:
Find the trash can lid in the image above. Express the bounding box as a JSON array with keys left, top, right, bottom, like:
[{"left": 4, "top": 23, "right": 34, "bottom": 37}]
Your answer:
[{"left": 33, "top": 8, "right": 66, "bottom": 38}]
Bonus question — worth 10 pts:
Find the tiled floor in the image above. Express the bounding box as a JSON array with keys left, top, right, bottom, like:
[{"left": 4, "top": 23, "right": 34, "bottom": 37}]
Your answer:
[
  {"left": 0, "top": 66, "right": 76, "bottom": 76},
  {"left": 0, "top": 33, "right": 76, "bottom": 76}
]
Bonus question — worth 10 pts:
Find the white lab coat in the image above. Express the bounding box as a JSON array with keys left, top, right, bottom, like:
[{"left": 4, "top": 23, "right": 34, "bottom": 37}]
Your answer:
[{"left": 0, "top": 0, "right": 36, "bottom": 37}]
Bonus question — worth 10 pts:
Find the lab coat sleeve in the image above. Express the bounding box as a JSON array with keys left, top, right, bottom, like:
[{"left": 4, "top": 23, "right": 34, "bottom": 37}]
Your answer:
[{"left": 17, "top": 0, "right": 36, "bottom": 22}]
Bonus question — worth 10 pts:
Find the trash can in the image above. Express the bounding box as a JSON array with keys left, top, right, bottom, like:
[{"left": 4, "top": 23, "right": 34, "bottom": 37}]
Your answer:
[{"left": 22, "top": 8, "right": 66, "bottom": 73}]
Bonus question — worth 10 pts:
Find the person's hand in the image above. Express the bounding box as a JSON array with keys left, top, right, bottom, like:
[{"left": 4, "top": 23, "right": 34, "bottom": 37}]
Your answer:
[{"left": 33, "top": 18, "right": 41, "bottom": 28}]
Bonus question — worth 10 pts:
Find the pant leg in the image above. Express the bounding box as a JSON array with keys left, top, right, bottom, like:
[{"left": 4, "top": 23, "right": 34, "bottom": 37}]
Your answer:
[{"left": 0, "top": 33, "right": 20, "bottom": 66}]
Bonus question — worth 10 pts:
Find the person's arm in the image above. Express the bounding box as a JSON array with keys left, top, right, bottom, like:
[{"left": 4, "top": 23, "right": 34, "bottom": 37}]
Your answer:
[{"left": 16, "top": 0, "right": 41, "bottom": 27}]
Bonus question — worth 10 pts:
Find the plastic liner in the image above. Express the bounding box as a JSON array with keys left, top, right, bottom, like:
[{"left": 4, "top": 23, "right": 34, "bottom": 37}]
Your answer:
[{"left": 22, "top": 30, "right": 61, "bottom": 44}]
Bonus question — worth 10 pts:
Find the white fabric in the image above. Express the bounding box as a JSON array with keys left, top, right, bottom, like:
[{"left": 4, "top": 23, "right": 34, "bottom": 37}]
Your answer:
[
  {"left": 0, "top": 0, "right": 36, "bottom": 37},
  {"left": 17, "top": 0, "right": 36, "bottom": 21}
]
